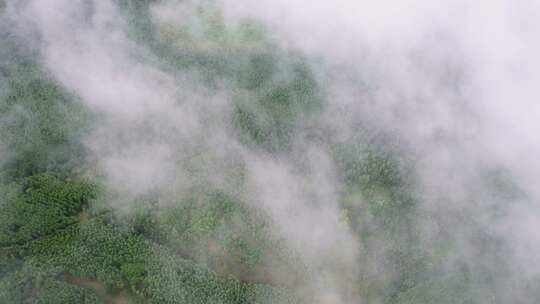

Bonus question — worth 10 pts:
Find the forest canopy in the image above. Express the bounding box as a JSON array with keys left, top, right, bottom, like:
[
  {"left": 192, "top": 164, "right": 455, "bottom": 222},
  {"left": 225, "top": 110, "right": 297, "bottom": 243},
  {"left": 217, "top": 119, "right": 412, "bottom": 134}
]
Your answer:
[{"left": 1, "top": 1, "right": 539, "bottom": 304}]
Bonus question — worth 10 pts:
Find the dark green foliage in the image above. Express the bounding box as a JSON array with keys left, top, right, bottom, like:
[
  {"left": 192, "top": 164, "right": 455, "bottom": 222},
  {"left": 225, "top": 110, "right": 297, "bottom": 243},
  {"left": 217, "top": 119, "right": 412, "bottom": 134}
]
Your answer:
[
  {"left": 142, "top": 245, "right": 297, "bottom": 304},
  {"left": 0, "top": 174, "right": 96, "bottom": 247},
  {"left": 0, "top": 25, "right": 88, "bottom": 179},
  {"left": 24, "top": 216, "right": 294, "bottom": 303},
  {"left": 0, "top": 262, "right": 102, "bottom": 304},
  {"left": 333, "top": 138, "right": 434, "bottom": 300},
  {"left": 0, "top": 251, "right": 23, "bottom": 277},
  {"left": 156, "top": 189, "right": 293, "bottom": 282},
  {"left": 34, "top": 278, "right": 103, "bottom": 304},
  {"left": 233, "top": 53, "right": 323, "bottom": 152},
  {"left": 124, "top": 199, "right": 166, "bottom": 244},
  {"left": 27, "top": 218, "right": 149, "bottom": 291},
  {"left": 0, "top": 60, "right": 89, "bottom": 180},
  {"left": 0, "top": 265, "right": 35, "bottom": 303}
]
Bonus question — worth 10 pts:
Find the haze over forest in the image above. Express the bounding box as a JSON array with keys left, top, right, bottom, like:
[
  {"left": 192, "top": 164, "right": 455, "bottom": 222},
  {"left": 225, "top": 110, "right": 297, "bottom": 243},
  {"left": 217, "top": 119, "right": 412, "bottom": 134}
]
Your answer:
[{"left": 1, "top": 1, "right": 540, "bottom": 303}]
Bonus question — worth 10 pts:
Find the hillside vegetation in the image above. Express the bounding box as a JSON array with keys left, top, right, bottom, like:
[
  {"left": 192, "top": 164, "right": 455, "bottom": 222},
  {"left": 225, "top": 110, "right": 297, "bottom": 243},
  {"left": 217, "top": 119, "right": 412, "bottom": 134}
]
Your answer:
[{"left": 0, "top": 1, "right": 532, "bottom": 303}]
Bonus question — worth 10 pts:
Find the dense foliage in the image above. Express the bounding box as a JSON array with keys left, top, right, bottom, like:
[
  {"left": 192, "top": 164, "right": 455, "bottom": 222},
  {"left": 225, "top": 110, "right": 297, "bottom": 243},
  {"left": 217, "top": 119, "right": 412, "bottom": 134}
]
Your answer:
[{"left": 1, "top": 1, "right": 531, "bottom": 303}]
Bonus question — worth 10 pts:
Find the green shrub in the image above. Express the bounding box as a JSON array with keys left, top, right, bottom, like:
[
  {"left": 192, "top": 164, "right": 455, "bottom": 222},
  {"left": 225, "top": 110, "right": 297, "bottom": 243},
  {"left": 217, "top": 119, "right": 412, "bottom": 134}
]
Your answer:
[
  {"left": 0, "top": 64, "right": 90, "bottom": 179},
  {"left": 0, "top": 174, "right": 96, "bottom": 247},
  {"left": 35, "top": 278, "right": 103, "bottom": 304}
]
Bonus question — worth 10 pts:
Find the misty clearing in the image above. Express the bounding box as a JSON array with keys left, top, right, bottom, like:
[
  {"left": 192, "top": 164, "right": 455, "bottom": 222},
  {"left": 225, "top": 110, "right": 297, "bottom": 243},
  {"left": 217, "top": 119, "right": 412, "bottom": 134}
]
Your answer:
[{"left": 1, "top": 1, "right": 540, "bottom": 303}]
